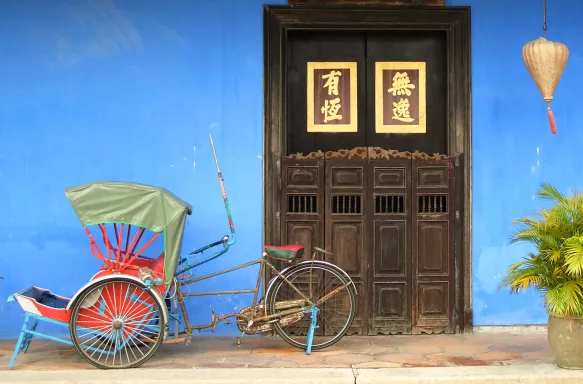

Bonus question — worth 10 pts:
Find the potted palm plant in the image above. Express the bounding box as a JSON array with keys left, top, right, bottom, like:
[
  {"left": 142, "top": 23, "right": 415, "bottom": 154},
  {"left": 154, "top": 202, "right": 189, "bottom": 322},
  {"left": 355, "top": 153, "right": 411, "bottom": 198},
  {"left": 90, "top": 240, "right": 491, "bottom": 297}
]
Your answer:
[{"left": 500, "top": 182, "right": 583, "bottom": 369}]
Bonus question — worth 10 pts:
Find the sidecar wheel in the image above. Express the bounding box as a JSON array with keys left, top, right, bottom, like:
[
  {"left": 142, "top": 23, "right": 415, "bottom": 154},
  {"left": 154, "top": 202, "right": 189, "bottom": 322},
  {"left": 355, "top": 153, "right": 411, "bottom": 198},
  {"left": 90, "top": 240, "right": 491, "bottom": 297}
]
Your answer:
[{"left": 69, "top": 277, "right": 165, "bottom": 369}]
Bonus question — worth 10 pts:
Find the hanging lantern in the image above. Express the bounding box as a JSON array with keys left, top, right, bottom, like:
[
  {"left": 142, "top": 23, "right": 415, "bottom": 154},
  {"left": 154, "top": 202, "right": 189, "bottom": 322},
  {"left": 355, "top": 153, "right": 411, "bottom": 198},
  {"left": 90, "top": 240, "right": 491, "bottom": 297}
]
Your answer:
[
  {"left": 523, "top": 37, "right": 569, "bottom": 134},
  {"left": 522, "top": 0, "right": 569, "bottom": 134}
]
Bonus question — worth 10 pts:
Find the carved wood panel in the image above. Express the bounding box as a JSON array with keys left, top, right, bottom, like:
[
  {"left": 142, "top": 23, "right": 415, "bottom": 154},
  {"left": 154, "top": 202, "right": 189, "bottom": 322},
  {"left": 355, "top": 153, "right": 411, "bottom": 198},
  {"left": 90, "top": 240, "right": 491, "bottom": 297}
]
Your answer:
[
  {"left": 279, "top": 149, "right": 457, "bottom": 336},
  {"left": 368, "top": 157, "right": 411, "bottom": 335},
  {"left": 412, "top": 157, "right": 455, "bottom": 334},
  {"left": 281, "top": 156, "right": 325, "bottom": 255},
  {"left": 279, "top": 156, "right": 326, "bottom": 336},
  {"left": 325, "top": 153, "right": 367, "bottom": 336}
]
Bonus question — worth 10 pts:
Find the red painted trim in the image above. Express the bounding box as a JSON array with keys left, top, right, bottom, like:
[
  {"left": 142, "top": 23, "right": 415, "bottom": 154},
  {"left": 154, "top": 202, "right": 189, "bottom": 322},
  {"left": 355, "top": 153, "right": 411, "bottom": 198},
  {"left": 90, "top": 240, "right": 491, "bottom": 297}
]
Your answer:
[{"left": 125, "top": 232, "right": 161, "bottom": 267}]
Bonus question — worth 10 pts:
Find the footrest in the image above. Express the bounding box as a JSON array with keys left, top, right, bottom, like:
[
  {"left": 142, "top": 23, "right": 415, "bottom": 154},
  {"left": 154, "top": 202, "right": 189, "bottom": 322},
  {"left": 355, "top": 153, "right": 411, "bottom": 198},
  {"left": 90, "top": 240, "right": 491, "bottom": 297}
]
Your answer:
[{"left": 8, "top": 286, "right": 71, "bottom": 323}]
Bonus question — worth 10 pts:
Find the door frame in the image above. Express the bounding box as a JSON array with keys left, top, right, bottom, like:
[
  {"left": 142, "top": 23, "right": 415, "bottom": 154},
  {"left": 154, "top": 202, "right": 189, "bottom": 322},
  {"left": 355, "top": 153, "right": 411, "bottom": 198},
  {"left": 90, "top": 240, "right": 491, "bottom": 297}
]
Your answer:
[{"left": 262, "top": 4, "right": 473, "bottom": 333}]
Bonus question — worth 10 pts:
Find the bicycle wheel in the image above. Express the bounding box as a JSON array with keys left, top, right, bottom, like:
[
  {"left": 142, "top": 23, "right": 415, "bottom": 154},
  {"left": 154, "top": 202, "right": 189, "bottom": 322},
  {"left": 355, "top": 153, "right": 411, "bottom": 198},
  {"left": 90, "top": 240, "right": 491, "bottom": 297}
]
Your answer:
[
  {"left": 69, "top": 277, "right": 165, "bottom": 369},
  {"left": 267, "top": 262, "right": 356, "bottom": 350}
]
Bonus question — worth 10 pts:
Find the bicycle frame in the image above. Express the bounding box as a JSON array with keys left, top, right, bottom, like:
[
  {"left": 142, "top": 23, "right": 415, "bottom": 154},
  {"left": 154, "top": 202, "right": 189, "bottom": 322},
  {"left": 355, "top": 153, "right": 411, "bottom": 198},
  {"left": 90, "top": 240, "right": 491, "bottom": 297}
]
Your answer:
[
  {"left": 158, "top": 134, "right": 307, "bottom": 340},
  {"left": 161, "top": 135, "right": 351, "bottom": 346},
  {"left": 173, "top": 252, "right": 313, "bottom": 334}
]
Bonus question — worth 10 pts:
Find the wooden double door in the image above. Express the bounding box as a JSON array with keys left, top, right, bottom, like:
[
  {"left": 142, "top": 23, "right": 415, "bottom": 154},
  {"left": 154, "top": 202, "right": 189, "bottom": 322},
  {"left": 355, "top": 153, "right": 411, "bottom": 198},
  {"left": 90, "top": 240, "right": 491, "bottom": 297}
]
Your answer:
[
  {"left": 276, "top": 29, "right": 459, "bottom": 335},
  {"left": 263, "top": 5, "right": 472, "bottom": 335},
  {"left": 281, "top": 149, "right": 457, "bottom": 335}
]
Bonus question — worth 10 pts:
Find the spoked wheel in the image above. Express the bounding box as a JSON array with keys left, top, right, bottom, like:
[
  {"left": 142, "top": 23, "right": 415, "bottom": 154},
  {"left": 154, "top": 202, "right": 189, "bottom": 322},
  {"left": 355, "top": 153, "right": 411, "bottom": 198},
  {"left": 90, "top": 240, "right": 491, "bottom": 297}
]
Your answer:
[
  {"left": 267, "top": 262, "right": 356, "bottom": 351},
  {"left": 69, "top": 277, "right": 165, "bottom": 369}
]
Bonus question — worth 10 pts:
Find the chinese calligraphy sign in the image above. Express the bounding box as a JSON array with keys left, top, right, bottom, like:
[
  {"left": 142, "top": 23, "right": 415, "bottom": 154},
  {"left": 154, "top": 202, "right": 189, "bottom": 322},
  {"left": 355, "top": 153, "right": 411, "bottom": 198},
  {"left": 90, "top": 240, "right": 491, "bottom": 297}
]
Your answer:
[
  {"left": 307, "top": 62, "right": 358, "bottom": 132},
  {"left": 375, "top": 62, "right": 426, "bottom": 134}
]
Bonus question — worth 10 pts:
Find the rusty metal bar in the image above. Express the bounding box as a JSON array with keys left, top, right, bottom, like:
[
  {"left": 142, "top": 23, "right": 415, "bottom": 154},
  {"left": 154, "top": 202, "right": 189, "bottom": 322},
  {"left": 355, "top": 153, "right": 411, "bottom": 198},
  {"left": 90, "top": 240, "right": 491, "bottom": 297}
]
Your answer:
[
  {"left": 252, "top": 305, "right": 308, "bottom": 323},
  {"left": 179, "top": 259, "right": 262, "bottom": 286},
  {"left": 176, "top": 286, "right": 193, "bottom": 332},
  {"left": 274, "top": 299, "right": 306, "bottom": 310},
  {"left": 251, "top": 258, "right": 266, "bottom": 314},
  {"left": 182, "top": 289, "right": 257, "bottom": 297},
  {"left": 265, "top": 261, "right": 311, "bottom": 303},
  {"left": 316, "top": 283, "right": 350, "bottom": 306}
]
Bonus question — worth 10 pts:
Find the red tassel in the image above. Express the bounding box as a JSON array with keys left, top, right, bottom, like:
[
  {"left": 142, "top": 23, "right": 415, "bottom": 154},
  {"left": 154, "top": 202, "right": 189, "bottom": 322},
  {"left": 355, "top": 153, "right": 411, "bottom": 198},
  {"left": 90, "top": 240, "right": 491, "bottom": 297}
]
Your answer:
[{"left": 547, "top": 105, "right": 557, "bottom": 134}]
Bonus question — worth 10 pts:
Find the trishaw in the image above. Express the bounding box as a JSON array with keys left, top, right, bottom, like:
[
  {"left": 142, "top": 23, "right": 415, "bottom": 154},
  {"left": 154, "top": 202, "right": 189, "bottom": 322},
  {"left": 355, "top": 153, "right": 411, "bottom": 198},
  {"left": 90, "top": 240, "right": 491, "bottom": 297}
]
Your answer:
[{"left": 7, "top": 135, "right": 357, "bottom": 370}]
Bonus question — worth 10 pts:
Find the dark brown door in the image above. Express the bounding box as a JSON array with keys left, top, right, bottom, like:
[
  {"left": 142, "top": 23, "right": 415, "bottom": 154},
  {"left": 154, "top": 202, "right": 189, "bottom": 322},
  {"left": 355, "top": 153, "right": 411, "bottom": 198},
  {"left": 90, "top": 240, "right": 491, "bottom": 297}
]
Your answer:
[{"left": 281, "top": 29, "right": 457, "bottom": 335}]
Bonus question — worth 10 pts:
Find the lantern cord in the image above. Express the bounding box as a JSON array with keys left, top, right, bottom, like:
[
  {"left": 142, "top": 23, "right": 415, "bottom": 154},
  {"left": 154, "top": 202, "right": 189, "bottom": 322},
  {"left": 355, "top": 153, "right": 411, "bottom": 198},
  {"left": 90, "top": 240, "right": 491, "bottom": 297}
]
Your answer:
[
  {"left": 543, "top": 0, "right": 548, "bottom": 35},
  {"left": 547, "top": 103, "right": 557, "bottom": 134}
]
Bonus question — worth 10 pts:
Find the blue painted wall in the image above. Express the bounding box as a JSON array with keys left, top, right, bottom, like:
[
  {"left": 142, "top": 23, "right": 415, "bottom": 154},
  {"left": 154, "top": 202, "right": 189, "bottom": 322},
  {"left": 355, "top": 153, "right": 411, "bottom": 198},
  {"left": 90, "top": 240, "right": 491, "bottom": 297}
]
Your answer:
[
  {"left": 0, "top": 0, "right": 285, "bottom": 338},
  {"left": 0, "top": 0, "right": 581, "bottom": 338},
  {"left": 448, "top": 0, "right": 583, "bottom": 326}
]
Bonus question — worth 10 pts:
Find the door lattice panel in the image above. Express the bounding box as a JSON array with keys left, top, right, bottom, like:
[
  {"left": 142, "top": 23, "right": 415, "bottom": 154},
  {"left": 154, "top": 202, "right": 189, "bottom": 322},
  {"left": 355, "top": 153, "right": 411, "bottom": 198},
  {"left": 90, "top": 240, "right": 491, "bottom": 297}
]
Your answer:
[
  {"left": 288, "top": 195, "right": 318, "bottom": 213},
  {"left": 280, "top": 148, "right": 457, "bottom": 336}
]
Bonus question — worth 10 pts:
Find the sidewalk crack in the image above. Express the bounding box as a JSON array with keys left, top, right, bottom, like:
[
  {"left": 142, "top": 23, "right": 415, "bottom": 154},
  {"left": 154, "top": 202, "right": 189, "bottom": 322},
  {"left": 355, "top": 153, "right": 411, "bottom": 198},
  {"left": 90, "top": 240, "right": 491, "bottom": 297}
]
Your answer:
[{"left": 351, "top": 367, "right": 358, "bottom": 384}]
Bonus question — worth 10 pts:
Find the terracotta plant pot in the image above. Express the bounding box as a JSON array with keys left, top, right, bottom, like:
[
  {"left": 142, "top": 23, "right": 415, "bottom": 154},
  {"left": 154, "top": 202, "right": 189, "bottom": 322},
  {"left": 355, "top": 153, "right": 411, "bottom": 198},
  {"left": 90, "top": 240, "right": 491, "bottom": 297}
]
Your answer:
[{"left": 548, "top": 314, "right": 583, "bottom": 369}]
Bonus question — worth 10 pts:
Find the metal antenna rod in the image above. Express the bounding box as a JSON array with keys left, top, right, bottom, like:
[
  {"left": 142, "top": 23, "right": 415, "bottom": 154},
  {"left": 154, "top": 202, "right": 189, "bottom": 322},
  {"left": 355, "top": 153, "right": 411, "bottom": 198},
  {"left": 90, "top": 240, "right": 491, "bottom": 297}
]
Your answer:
[
  {"left": 209, "top": 134, "right": 221, "bottom": 173},
  {"left": 209, "top": 134, "right": 236, "bottom": 246}
]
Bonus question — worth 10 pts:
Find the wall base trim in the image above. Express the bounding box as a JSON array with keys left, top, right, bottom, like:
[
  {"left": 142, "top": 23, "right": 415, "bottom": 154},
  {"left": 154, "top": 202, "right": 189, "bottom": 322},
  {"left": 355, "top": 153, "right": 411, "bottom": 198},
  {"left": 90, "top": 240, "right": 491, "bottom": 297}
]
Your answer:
[{"left": 473, "top": 325, "right": 547, "bottom": 334}]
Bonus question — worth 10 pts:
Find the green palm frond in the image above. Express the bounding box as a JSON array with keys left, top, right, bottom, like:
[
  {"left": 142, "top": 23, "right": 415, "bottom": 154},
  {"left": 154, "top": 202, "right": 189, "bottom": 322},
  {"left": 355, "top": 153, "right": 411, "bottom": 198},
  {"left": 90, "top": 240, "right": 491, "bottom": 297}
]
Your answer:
[
  {"left": 499, "top": 254, "right": 555, "bottom": 293},
  {"left": 544, "top": 281, "right": 583, "bottom": 317},
  {"left": 540, "top": 248, "right": 562, "bottom": 263},
  {"left": 511, "top": 228, "right": 562, "bottom": 252},
  {"left": 537, "top": 182, "right": 567, "bottom": 204},
  {"left": 501, "top": 182, "right": 583, "bottom": 317},
  {"left": 564, "top": 237, "right": 583, "bottom": 277}
]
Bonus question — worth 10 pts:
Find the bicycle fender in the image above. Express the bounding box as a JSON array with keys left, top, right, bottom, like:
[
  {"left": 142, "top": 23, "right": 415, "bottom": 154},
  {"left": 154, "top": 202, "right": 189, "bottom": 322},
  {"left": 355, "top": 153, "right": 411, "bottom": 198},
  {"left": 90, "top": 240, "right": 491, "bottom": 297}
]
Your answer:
[
  {"left": 264, "top": 260, "right": 357, "bottom": 301},
  {"left": 295, "top": 260, "right": 358, "bottom": 294},
  {"left": 66, "top": 274, "right": 170, "bottom": 341}
]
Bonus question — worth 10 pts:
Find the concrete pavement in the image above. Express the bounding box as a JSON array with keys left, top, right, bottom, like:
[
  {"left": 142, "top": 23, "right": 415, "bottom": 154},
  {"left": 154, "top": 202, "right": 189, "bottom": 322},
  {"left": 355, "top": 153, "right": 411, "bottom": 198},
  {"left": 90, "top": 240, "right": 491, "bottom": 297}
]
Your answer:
[
  {"left": 3, "top": 333, "right": 582, "bottom": 383},
  {"left": 2, "top": 364, "right": 583, "bottom": 384},
  {"left": 0, "top": 334, "right": 555, "bottom": 370}
]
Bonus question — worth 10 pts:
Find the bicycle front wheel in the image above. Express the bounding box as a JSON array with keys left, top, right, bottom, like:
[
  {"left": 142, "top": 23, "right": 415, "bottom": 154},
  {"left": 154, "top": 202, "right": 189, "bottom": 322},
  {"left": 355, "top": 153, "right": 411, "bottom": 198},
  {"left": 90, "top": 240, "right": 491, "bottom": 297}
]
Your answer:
[
  {"left": 267, "top": 262, "right": 356, "bottom": 350},
  {"left": 69, "top": 277, "right": 165, "bottom": 369}
]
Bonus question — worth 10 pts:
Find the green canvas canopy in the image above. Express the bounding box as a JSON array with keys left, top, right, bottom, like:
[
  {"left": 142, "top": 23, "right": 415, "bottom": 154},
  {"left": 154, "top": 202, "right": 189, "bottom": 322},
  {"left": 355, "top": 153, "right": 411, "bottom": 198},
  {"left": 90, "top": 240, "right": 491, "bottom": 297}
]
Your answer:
[{"left": 65, "top": 182, "right": 192, "bottom": 286}]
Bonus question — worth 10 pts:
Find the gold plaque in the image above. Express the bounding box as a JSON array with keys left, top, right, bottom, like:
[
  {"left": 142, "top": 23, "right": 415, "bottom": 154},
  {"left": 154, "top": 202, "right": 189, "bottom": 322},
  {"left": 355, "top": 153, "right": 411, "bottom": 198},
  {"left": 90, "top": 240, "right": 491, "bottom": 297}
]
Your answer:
[
  {"left": 307, "top": 62, "right": 358, "bottom": 133},
  {"left": 375, "top": 61, "right": 426, "bottom": 134}
]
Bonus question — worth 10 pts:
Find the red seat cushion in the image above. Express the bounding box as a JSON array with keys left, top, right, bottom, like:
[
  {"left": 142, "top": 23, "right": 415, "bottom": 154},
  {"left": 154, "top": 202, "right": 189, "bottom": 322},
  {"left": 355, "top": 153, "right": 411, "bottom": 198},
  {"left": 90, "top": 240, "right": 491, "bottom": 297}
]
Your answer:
[{"left": 264, "top": 244, "right": 305, "bottom": 262}]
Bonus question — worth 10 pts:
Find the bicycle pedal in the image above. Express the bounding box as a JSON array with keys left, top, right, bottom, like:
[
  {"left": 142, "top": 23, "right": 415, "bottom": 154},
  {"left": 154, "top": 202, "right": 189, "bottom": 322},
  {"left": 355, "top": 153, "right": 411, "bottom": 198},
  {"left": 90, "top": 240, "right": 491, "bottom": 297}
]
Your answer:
[{"left": 235, "top": 331, "right": 245, "bottom": 346}]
